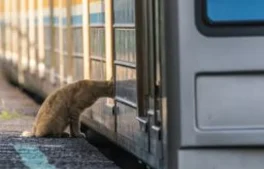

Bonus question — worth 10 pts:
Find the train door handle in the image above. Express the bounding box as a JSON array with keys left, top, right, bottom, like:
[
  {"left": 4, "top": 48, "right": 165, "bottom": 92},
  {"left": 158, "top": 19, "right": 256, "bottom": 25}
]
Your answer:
[
  {"left": 151, "top": 125, "right": 161, "bottom": 140},
  {"left": 136, "top": 116, "right": 148, "bottom": 132}
]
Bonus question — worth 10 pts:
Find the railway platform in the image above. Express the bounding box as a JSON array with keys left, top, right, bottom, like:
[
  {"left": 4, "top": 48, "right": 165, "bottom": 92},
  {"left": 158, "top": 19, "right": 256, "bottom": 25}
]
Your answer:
[
  {"left": 0, "top": 133, "right": 120, "bottom": 169},
  {"left": 0, "top": 72, "right": 120, "bottom": 169}
]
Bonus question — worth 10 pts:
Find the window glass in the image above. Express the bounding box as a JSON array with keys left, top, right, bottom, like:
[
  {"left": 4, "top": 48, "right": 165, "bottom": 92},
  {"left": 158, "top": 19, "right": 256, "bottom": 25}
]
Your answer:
[
  {"left": 114, "top": 29, "right": 136, "bottom": 63},
  {"left": 91, "top": 60, "right": 106, "bottom": 80},
  {"left": 115, "top": 66, "right": 137, "bottom": 104},
  {"left": 74, "top": 58, "right": 84, "bottom": 80},
  {"left": 206, "top": 0, "right": 264, "bottom": 23},
  {"left": 90, "top": 28, "right": 105, "bottom": 58},
  {"left": 89, "top": 0, "right": 105, "bottom": 24},
  {"left": 114, "top": 0, "right": 135, "bottom": 24}
]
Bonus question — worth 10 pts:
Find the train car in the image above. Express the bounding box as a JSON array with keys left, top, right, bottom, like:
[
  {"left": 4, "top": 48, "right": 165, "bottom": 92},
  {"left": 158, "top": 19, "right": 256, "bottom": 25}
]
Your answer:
[
  {"left": 2, "top": 0, "right": 264, "bottom": 169},
  {"left": 0, "top": 0, "right": 163, "bottom": 168},
  {"left": 163, "top": 0, "right": 264, "bottom": 169}
]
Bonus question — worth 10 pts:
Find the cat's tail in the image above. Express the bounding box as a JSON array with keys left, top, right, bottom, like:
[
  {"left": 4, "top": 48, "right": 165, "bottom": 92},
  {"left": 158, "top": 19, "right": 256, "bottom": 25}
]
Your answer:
[
  {"left": 21, "top": 127, "right": 35, "bottom": 137},
  {"left": 21, "top": 131, "right": 34, "bottom": 137}
]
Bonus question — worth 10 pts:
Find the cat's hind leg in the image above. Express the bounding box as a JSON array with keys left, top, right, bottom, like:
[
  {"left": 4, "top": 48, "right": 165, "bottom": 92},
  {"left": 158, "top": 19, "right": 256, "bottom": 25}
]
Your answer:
[
  {"left": 34, "top": 121, "right": 68, "bottom": 138},
  {"left": 35, "top": 129, "right": 69, "bottom": 138}
]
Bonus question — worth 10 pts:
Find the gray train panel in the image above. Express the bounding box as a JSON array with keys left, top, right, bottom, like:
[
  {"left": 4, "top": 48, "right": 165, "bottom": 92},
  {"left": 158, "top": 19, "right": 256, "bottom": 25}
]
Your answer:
[
  {"left": 179, "top": 149, "right": 264, "bottom": 169},
  {"left": 196, "top": 74, "right": 264, "bottom": 130},
  {"left": 164, "top": 0, "right": 264, "bottom": 148}
]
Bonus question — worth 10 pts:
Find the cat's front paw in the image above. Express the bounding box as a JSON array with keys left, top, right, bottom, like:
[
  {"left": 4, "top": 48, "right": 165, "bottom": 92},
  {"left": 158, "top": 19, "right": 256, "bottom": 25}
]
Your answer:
[{"left": 73, "top": 132, "right": 86, "bottom": 138}]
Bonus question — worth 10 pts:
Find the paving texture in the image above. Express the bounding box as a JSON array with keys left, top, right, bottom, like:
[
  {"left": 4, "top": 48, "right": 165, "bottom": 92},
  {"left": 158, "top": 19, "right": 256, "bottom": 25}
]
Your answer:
[
  {"left": 0, "top": 73, "right": 120, "bottom": 169},
  {"left": 0, "top": 73, "right": 39, "bottom": 134},
  {"left": 0, "top": 133, "right": 120, "bottom": 169}
]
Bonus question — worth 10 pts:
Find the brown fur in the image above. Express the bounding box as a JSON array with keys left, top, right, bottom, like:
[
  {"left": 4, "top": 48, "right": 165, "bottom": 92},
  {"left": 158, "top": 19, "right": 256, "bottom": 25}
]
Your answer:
[{"left": 21, "top": 79, "right": 114, "bottom": 138}]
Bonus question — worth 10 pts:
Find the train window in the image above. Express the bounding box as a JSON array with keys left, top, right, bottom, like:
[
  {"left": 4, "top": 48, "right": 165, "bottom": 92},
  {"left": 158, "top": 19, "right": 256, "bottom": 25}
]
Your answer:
[
  {"left": 89, "top": 0, "right": 105, "bottom": 80},
  {"left": 196, "top": 0, "right": 264, "bottom": 36},
  {"left": 91, "top": 60, "right": 106, "bottom": 80},
  {"left": 206, "top": 0, "right": 264, "bottom": 24},
  {"left": 90, "top": 28, "right": 105, "bottom": 58},
  {"left": 89, "top": 0, "right": 105, "bottom": 24},
  {"left": 114, "top": 0, "right": 135, "bottom": 24},
  {"left": 115, "top": 66, "right": 137, "bottom": 104},
  {"left": 115, "top": 29, "right": 136, "bottom": 63},
  {"left": 114, "top": 0, "right": 138, "bottom": 109}
]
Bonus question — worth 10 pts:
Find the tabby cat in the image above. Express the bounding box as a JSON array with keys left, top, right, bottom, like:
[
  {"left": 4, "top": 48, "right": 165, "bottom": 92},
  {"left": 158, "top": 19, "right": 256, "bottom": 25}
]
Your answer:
[{"left": 21, "top": 79, "right": 114, "bottom": 138}]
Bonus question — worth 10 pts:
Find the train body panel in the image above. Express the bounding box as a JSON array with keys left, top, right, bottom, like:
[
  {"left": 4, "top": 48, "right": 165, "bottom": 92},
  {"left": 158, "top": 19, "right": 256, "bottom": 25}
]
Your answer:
[
  {"left": 166, "top": 0, "right": 264, "bottom": 148},
  {"left": 164, "top": 0, "right": 264, "bottom": 168}
]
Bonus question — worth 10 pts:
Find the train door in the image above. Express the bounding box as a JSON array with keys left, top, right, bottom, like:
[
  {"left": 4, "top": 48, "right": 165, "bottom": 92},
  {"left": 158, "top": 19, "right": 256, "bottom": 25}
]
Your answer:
[
  {"left": 135, "top": 0, "right": 163, "bottom": 167},
  {"left": 149, "top": 0, "right": 163, "bottom": 166},
  {"left": 112, "top": 0, "right": 164, "bottom": 168},
  {"left": 113, "top": 0, "right": 150, "bottom": 161},
  {"left": 163, "top": 0, "right": 264, "bottom": 169}
]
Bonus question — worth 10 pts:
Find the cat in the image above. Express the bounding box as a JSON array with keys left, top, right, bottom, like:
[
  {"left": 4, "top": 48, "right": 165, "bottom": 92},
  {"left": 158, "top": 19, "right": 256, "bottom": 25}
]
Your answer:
[{"left": 21, "top": 78, "right": 114, "bottom": 138}]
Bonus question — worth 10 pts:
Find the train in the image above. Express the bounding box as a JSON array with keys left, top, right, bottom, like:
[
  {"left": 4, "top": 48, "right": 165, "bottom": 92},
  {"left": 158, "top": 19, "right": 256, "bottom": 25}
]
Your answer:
[
  {"left": 0, "top": 0, "right": 163, "bottom": 168},
  {"left": 2, "top": 0, "right": 264, "bottom": 169}
]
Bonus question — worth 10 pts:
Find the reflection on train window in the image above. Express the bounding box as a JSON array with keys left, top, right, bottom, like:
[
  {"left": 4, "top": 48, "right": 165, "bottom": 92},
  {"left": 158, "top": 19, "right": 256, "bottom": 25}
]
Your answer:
[
  {"left": 54, "top": 27, "right": 60, "bottom": 75},
  {"left": 73, "top": 28, "right": 83, "bottom": 54},
  {"left": 115, "top": 66, "right": 137, "bottom": 104},
  {"left": 63, "top": 55, "right": 68, "bottom": 77},
  {"left": 0, "top": 21, "right": 5, "bottom": 57},
  {"left": 52, "top": 10, "right": 60, "bottom": 75},
  {"left": 116, "top": 102, "right": 138, "bottom": 139},
  {"left": 73, "top": 26, "right": 84, "bottom": 80},
  {"left": 34, "top": 26, "right": 38, "bottom": 52},
  {"left": 44, "top": 28, "right": 51, "bottom": 48},
  {"left": 54, "top": 28, "right": 59, "bottom": 51},
  {"left": 74, "top": 58, "right": 84, "bottom": 81},
  {"left": 90, "top": 28, "right": 105, "bottom": 58},
  {"left": 206, "top": 0, "right": 264, "bottom": 24},
  {"left": 89, "top": 0, "right": 105, "bottom": 24},
  {"left": 115, "top": 29, "right": 136, "bottom": 63},
  {"left": 62, "top": 29, "right": 67, "bottom": 53},
  {"left": 54, "top": 51, "right": 60, "bottom": 74},
  {"left": 44, "top": 27, "right": 51, "bottom": 67},
  {"left": 0, "top": 30, "right": 4, "bottom": 53},
  {"left": 44, "top": 50, "right": 51, "bottom": 68},
  {"left": 91, "top": 60, "right": 106, "bottom": 80},
  {"left": 114, "top": 0, "right": 135, "bottom": 24},
  {"left": 89, "top": 0, "right": 105, "bottom": 80},
  {"left": 114, "top": 0, "right": 136, "bottom": 106}
]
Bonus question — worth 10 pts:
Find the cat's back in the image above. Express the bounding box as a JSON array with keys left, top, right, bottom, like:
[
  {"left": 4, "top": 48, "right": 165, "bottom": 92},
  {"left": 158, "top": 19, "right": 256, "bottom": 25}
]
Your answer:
[
  {"left": 39, "top": 80, "right": 89, "bottom": 111},
  {"left": 38, "top": 83, "right": 76, "bottom": 112}
]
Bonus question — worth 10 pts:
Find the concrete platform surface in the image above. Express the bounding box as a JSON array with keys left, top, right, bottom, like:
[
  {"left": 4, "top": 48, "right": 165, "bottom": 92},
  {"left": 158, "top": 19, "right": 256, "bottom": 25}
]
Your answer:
[
  {"left": 0, "top": 73, "right": 39, "bottom": 133},
  {"left": 0, "top": 133, "right": 120, "bottom": 169},
  {"left": 0, "top": 73, "right": 120, "bottom": 169}
]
